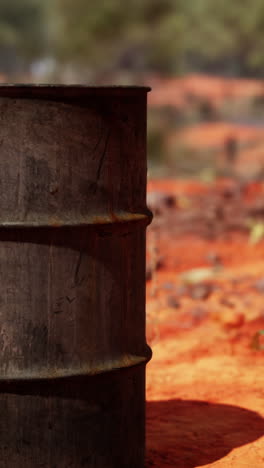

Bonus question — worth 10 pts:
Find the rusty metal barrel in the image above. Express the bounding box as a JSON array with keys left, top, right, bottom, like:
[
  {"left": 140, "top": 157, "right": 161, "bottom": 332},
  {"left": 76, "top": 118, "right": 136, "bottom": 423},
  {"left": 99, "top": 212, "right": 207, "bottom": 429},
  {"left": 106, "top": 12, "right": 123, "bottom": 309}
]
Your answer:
[{"left": 0, "top": 85, "right": 152, "bottom": 467}]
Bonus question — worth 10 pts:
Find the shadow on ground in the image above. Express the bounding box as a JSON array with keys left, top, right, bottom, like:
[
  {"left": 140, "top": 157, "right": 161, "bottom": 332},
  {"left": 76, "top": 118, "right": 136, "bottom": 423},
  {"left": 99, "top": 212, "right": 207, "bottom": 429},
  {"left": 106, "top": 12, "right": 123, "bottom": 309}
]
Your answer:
[{"left": 146, "top": 399, "right": 264, "bottom": 467}]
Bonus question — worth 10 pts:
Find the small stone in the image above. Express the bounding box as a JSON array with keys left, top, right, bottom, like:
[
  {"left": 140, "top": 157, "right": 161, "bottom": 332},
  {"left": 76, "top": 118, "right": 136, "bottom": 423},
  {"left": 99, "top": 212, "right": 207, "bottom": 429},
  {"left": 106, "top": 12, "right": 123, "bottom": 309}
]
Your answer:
[
  {"left": 251, "top": 330, "right": 264, "bottom": 351},
  {"left": 221, "top": 186, "right": 236, "bottom": 199},
  {"left": 253, "top": 278, "right": 264, "bottom": 293},
  {"left": 189, "top": 283, "right": 212, "bottom": 300},
  {"left": 147, "top": 191, "right": 166, "bottom": 213},
  {"left": 146, "top": 267, "right": 152, "bottom": 281},
  {"left": 180, "top": 266, "right": 219, "bottom": 284},
  {"left": 156, "top": 256, "right": 165, "bottom": 271},
  {"left": 163, "top": 194, "right": 177, "bottom": 208},
  {"left": 206, "top": 251, "right": 222, "bottom": 266},
  {"left": 219, "top": 297, "right": 235, "bottom": 308},
  {"left": 147, "top": 191, "right": 177, "bottom": 214},
  {"left": 167, "top": 296, "right": 181, "bottom": 308}
]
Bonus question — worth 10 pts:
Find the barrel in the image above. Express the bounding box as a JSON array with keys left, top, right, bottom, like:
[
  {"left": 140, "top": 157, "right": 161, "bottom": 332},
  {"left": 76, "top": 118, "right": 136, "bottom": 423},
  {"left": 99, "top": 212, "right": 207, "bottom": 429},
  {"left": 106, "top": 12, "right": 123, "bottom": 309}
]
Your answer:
[{"left": 0, "top": 85, "right": 152, "bottom": 467}]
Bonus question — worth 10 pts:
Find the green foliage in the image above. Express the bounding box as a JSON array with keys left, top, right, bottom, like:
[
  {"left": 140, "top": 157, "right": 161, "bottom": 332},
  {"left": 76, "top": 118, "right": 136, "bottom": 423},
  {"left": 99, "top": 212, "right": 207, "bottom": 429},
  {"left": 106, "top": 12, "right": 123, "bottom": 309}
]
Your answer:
[
  {"left": 183, "top": 0, "right": 264, "bottom": 75},
  {"left": 51, "top": 0, "right": 264, "bottom": 76},
  {"left": 51, "top": 0, "right": 184, "bottom": 71},
  {"left": 249, "top": 222, "right": 264, "bottom": 244},
  {"left": 0, "top": 0, "right": 47, "bottom": 61},
  {"left": 1, "top": 0, "right": 264, "bottom": 76},
  {"left": 251, "top": 330, "right": 264, "bottom": 350}
]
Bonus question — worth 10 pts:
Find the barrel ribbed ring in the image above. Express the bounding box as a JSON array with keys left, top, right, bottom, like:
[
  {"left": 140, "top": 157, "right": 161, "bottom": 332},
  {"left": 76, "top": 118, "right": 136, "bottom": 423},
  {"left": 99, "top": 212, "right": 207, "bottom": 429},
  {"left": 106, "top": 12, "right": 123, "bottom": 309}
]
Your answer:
[
  {"left": 0, "top": 346, "right": 152, "bottom": 382},
  {"left": 0, "top": 210, "right": 153, "bottom": 229}
]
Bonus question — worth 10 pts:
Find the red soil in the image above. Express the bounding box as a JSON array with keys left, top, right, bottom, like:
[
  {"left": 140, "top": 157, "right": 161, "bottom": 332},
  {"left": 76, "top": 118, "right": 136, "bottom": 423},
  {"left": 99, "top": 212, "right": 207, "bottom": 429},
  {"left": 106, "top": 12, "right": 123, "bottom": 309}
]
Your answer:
[
  {"left": 170, "top": 122, "right": 264, "bottom": 151},
  {"left": 146, "top": 179, "right": 264, "bottom": 467},
  {"left": 148, "top": 74, "right": 264, "bottom": 111}
]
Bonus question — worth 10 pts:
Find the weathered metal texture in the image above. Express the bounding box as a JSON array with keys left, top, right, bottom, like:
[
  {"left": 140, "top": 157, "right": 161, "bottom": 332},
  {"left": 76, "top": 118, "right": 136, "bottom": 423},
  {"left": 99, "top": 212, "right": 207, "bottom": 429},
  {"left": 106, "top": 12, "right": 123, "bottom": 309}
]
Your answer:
[{"left": 0, "top": 85, "right": 151, "bottom": 467}]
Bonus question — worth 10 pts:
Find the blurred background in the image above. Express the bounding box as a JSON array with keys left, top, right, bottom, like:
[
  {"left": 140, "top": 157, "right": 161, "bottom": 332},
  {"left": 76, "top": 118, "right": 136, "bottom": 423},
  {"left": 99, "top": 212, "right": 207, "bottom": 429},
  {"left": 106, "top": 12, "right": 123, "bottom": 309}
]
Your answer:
[
  {"left": 2, "top": 0, "right": 264, "bottom": 179},
  {"left": 3, "top": 3, "right": 264, "bottom": 466}
]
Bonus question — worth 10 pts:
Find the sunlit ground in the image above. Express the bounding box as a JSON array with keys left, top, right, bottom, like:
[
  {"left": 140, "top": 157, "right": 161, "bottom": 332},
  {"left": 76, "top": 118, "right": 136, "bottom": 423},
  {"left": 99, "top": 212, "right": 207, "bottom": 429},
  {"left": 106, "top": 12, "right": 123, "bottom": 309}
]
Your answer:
[{"left": 146, "top": 178, "right": 264, "bottom": 467}]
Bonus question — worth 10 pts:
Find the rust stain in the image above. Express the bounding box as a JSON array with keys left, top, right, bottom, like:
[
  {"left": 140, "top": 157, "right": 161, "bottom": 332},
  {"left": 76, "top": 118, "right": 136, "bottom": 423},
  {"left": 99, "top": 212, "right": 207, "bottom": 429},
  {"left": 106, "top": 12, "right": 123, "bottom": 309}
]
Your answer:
[
  {"left": 91, "top": 211, "right": 152, "bottom": 225},
  {"left": 0, "top": 347, "right": 152, "bottom": 381},
  {"left": 0, "top": 211, "right": 152, "bottom": 228}
]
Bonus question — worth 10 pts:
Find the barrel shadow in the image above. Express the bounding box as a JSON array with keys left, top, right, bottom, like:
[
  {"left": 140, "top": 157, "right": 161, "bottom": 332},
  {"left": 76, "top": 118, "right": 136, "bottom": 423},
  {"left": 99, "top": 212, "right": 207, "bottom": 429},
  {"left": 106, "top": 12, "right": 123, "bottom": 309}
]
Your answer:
[{"left": 146, "top": 399, "right": 264, "bottom": 467}]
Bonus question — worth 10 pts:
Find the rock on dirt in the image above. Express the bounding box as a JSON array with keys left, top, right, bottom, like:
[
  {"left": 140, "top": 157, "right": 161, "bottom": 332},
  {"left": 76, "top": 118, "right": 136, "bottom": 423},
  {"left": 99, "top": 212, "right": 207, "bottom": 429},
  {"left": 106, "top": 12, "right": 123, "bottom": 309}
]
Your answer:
[
  {"left": 189, "top": 283, "right": 213, "bottom": 300},
  {"left": 253, "top": 277, "right": 264, "bottom": 293},
  {"left": 167, "top": 296, "right": 181, "bottom": 308},
  {"left": 147, "top": 191, "right": 177, "bottom": 215}
]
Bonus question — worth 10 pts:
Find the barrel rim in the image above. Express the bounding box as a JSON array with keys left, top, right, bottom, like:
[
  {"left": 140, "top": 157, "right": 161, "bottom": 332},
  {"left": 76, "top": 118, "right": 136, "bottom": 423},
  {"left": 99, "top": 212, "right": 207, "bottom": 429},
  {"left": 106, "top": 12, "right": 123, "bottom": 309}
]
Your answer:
[{"left": 0, "top": 83, "right": 151, "bottom": 99}]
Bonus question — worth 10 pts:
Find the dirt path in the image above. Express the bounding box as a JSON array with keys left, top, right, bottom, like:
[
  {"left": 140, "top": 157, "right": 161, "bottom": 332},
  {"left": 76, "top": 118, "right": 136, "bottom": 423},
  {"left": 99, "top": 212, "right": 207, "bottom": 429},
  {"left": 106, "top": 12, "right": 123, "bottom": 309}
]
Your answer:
[{"left": 145, "top": 179, "right": 264, "bottom": 467}]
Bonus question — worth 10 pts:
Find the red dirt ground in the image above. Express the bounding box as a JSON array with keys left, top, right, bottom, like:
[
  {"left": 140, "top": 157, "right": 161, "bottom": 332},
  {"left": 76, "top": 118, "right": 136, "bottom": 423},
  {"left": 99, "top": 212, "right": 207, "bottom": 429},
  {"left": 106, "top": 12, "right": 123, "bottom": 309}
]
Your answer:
[
  {"left": 166, "top": 122, "right": 264, "bottom": 180},
  {"left": 145, "top": 179, "right": 264, "bottom": 467},
  {"left": 170, "top": 122, "right": 264, "bottom": 151},
  {"left": 148, "top": 74, "right": 264, "bottom": 111}
]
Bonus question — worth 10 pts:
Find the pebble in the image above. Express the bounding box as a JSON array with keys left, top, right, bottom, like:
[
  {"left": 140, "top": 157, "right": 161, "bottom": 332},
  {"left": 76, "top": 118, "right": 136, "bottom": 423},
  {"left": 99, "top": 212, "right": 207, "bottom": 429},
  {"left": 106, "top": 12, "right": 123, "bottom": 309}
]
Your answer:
[
  {"left": 189, "top": 283, "right": 213, "bottom": 300},
  {"left": 167, "top": 296, "right": 181, "bottom": 308},
  {"left": 253, "top": 278, "right": 264, "bottom": 293}
]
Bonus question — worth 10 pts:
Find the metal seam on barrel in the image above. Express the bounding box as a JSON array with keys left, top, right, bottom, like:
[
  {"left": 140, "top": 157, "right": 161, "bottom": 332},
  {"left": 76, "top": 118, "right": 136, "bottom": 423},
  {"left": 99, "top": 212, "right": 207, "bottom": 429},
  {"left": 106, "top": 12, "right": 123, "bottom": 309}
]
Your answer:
[{"left": 0, "top": 346, "right": 152, "bottom": 382}]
